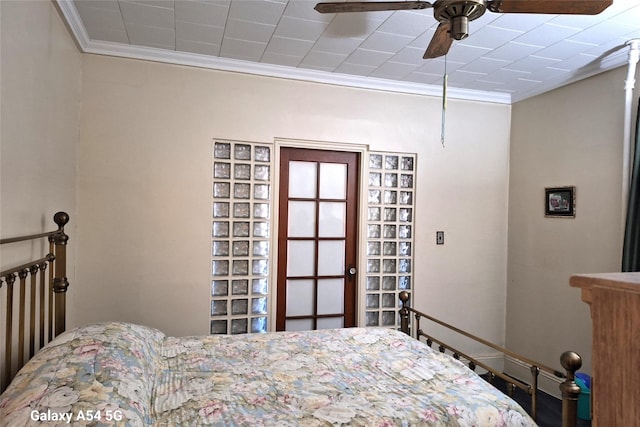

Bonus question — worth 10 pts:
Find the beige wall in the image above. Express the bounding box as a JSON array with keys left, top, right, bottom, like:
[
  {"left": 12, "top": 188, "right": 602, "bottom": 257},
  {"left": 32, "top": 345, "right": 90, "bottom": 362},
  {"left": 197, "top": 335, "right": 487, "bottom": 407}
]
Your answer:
[
  {"left": 75, "top": 54, "right": 512, "bottom": 340},
  {"left": 507, "top": 66, "right": 640, "bottom": 384},
  {"left": 0, "top": 1, "right": 81, "bottom": 314}
]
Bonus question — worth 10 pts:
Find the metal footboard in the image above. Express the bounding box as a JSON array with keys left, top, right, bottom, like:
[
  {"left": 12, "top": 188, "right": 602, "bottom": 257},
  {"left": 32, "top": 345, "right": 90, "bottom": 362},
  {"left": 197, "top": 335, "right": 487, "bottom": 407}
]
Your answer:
[{"left": 398, "top": 291, "right": 580, "bottom": 427}]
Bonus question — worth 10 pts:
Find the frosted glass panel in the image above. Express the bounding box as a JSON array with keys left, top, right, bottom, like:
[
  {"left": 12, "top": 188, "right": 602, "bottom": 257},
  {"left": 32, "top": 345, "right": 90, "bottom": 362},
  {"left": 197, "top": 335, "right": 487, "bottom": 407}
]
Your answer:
[
  {"left": 286, "top": 280, "right": 314, "bottom": 316},
  {"left": 288, "top": 201, "right": 316, "bottom": 237},
  {"left": 318, "top": 202, "right": 345, "bottom": 238},
  {"left": 317, "top": 240, "right": 344, "bottom": 276},
  {"left": 286, "top": 319, "right": 314, "bottom": 332},
  {"left": 319, "top": 163, "right": 346, "bottom": 199},
  {"left": 287, "top": 240, "right": 315, "bottom": 276},
  {"left": 289, "top": 161, "right": 317, "bottom": 198},
  {"left": 317, "top": 279, "right": 344, "bottom": 315},
  {"left": 317, "top": 317, "right": 343, "bottom": 330}
]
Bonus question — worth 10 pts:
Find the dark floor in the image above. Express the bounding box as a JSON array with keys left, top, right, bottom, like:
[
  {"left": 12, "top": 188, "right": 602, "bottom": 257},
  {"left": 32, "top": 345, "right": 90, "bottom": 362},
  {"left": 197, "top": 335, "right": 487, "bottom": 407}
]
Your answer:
[{"left": 483, "top": 375, "right": 591, "bottom": 427}]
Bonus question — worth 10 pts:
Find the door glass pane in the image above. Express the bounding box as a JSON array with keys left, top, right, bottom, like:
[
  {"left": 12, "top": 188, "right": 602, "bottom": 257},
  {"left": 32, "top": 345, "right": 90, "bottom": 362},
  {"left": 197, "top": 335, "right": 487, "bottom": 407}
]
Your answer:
[
  {"left": 286, "top": 279, "right": 314, "bottom": 316},
  {"left": 317, "top": 317, "right": 343, "bottom": 330},
  {"left": 286, "top": 319, "right": 314, "bottom": 331},
  {"left": 289, "top": 161, "right": 317, "bottom": 198},
  {"left": 317, "top": 279, "right": 344, "bottom": 315},
  {"left": 288, "top": 201, "right": 316, "bottom": 237},
  {"left": 318, "top": 202, "right": 345, "bottom": 238},
  {"left": 317, "top": 240, "right": 344, "bottom": 276},
  {"left": 319, "top": 163, "right": 346, "bottom": 199},
  {"left": 287, "top": 240, "right": 315, "bottom": 276}
]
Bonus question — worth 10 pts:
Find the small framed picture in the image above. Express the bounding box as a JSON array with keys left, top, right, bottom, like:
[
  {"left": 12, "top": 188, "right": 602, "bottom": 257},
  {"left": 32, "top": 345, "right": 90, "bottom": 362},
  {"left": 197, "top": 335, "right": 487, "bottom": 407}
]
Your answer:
[{"left": 545, "top": 186, "right": 576, "bottom": 218}]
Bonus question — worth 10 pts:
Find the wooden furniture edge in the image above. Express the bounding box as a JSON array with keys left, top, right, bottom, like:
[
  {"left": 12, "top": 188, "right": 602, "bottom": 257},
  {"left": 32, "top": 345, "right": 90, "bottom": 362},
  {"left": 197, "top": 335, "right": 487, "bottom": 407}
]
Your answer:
[{"left": 569, "top": 272, "right": 640, "bottom": 306}]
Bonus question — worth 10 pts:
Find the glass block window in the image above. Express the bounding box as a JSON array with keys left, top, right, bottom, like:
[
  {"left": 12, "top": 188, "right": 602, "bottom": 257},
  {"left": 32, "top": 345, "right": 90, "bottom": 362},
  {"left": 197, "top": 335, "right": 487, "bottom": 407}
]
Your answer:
[
  {"left": 366, "top": 152, "right": 416, "bottom": 329},
  {"left": 211, "top": 141, "right": 272, "bottom": 334}
]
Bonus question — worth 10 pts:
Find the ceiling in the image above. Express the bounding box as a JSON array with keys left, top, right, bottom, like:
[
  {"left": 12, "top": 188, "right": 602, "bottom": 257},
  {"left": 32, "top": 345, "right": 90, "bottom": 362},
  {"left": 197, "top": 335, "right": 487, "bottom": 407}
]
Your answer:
[{"left": 57, "top": 0, "right": 640, "bottom": 104}]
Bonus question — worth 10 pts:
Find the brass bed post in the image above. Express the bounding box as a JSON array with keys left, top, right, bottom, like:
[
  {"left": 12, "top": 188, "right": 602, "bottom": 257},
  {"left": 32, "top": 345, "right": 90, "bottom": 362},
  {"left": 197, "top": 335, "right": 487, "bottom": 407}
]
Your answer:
[
  {"left": 51, "top": 212, "right": 69, "bottom": 337},
  {"left": 399, "top": 291, "right": 410, "bottom": 335},
  {"left": 3, "top": 273, "right": 16, "bottom": 389},
  {"left": 17, "top": 269, "right": 28, "bottom": 368},
  {"left": 559, "top": 351, "right": 581, "bottom": 427},
  {"left": 29, "top": 265, "right": 38, "bottom": 358}
]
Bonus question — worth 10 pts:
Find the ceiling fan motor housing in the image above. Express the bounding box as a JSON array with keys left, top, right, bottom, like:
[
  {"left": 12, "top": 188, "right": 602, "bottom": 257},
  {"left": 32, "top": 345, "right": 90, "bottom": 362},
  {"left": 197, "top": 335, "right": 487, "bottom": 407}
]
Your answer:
[{"left": 433, "top": 0, "right": 487, "bottom": 40}]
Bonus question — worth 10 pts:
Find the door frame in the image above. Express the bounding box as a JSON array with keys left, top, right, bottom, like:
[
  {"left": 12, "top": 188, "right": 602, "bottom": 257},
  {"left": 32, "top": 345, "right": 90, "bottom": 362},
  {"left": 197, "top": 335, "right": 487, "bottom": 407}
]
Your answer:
[{"left": 270, "top": 138, "right": 369, "bottom": 331}]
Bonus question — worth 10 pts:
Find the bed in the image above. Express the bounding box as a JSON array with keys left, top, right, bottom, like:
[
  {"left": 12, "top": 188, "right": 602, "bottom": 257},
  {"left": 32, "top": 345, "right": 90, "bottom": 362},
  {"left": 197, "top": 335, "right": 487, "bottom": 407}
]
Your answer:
[{"left": 0, "top": 212, "right": 583, "bottom": 426}]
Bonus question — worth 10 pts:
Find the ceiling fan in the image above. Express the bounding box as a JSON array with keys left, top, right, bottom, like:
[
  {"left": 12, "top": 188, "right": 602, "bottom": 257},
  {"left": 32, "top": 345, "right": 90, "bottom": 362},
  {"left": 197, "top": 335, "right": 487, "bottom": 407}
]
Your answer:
[{"left": 314, "top": 0, "right": 613, "bottom": 59}]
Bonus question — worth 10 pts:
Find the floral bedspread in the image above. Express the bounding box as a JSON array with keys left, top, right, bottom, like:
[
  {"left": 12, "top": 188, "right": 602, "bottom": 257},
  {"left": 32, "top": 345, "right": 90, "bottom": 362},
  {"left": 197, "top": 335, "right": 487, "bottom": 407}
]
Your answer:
[{"left": 0, "top": 322, "right": 536, "bottom": 426}]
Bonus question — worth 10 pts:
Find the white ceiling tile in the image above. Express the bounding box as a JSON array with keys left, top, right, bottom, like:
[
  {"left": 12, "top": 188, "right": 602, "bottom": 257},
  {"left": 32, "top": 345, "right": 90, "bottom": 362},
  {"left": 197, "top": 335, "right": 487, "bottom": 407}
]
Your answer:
[
  {"left": 120, "top": 1, "right": 174, "bottom": 28},
  {"left": 75, "top": 3, "right": 128, "bottom": 40},
  {"left": 513, "top": 23, "right": 582, "bottom": 47},
  {"left": 470, "top": 80, "right": 508, "bottom": 92},
  {"left": 508, "top": 78, "right": 546, "bottom": 93},
  {"left": 376, "top": 10, "right": 435, "bottom": 37},
  {"left": 448, "top": 70, "right": 487, "bottom": 85},
  {"left": 86, "top": 27, "right": 131, "bottom": 44},
  {"left": 489, "top": 14, "right": 552, "bottom": 32},
  {"left": 483, "top": 41, "right": 543, "bottom": 61},
  {"left": 321, "top": 13, "right": 384, "bottom": 39},
  {"left": 402, "top": 71, "right": 442, "bottom": 85},
  {"left": 567, "top": 21, "right": 639, "bottom": 45},
  {"left": 360, "top": 31, "right": 414, "bottom": 54},
  {"left": 607, "top": 4, "right": 640, "bottom": 27},
  {"left": 123, "top": 1, "right": 174, "bottom": 10},
  {"left": 300, "top": 50, "right": 347, "bottom": 69},
  {"left": 176, "top": 21, "right": 224, "bottom": 45},
  {"left": 220, "top": 37, "right": 266, "bottom": 61},
  {"left": 283, "top": 0, "right": 333, "bottom": 23},
  {"left": 461, "top": 25, "right": 523, "bottom": 50},
  {"left": 262, "top": 51, "right": 303, "bottom": 67},
  {"left": 526, "top": 66, "right": 571, "bottom": 82},
  {"left": 126, "top": 23, "right": 175, "bottom": 48},
  {"left": 174, "top": 0, "right": 230, "bottom": 27},
  {"left": 408, "top": 27, "right": 438, "bottom": 49},
  {"left": 553, "top": 53, "right": 603, "bottom": 71},
  {"left": 486, "top": 68, "right": 531, "bottom": 84},
  {"left": 345, "top": 48, "right": 394, "bottom": 68},
  {"left": 390, "top": 46, "right": 428, "bottom": 66},
  {"left": 445, "top": 43, "right": 492, "bottom": 63},
  {"left": 299, "top": 63, "right": 335, "bottom": 72},
  {"left": 264, "top": 35, "right": 314, "bottom": 56},
  {"left": 534, "top": 39, "right": 598, "bottom": 61},
  {"left": 225, "top": 19, "right": 276, "bottom": 44},
  {"left": 74, "top": 0, "right": 121, "bottom": 13},
  {"left": 273, "top": 16, "right": 328, "bottom": 41},
  {"left": 228, "top": 0, "right": 287, "bottom": 26},
  {"left": 369, "top": 61, "right": 419, "bottom": 80},
  {"left": 177, "top": 39, "right": 221, "bottom": 56},
  {"left": 415, "top": 58, "right": 464, "bottom": 75},
  {"left": 504, "top": 55, "right": 561, "bottom": 73},
  {"left": 313, "top": 35, "right": 363, "bottom": 55},
  {"left": 459, "top": 57, "right": 511, "bottom": 74},
  {"left": 334, "top": 62, "right": 376, "bottom": 77}
]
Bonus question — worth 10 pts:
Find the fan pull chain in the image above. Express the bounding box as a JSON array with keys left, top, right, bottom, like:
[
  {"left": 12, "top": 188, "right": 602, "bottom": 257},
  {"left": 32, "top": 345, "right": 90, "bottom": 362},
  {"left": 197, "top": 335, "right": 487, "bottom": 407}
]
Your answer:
[{"left": 441, "top": 56, "right": 448, "bottom": 148}]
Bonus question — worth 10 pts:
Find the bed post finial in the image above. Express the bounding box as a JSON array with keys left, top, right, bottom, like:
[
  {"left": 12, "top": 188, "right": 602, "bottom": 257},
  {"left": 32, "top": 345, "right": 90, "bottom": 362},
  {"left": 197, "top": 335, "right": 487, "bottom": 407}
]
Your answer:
[
  {"left": 559, "top": 351, "right": 581, "bottom": 427},
  {"left": 399, "top": 291, "right": 410, "bottom": 335},
  {"left": 53, "top": 211, "right": 69, "bottom": 230}
]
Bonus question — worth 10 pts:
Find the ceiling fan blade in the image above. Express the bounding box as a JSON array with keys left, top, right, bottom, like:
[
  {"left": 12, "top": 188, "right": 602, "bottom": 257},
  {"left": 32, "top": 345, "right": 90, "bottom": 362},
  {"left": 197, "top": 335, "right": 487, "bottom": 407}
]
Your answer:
[
  {"left": 423, "top": 23, "right": 452, "bottom": 59},
  {"left": 487, "top": 0, "right": 612, "bottom": 15},
  {"left": 315, "top": 1, "right": 432, "bottom": 14}
]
